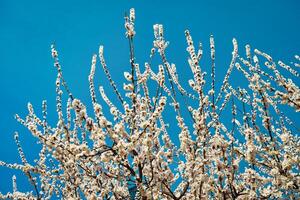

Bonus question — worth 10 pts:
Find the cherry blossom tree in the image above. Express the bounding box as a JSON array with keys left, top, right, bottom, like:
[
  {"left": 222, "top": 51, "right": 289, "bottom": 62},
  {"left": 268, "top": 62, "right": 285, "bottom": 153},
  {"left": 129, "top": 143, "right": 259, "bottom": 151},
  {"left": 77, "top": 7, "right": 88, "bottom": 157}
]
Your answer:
[{"left": 0, "top": 8, "right": 299, "bottom": 199}]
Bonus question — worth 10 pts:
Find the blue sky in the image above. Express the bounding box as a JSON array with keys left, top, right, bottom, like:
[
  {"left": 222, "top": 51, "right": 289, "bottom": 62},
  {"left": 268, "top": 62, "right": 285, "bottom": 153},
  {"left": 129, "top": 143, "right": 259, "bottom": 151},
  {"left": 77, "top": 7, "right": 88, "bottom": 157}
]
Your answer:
[{"left": 0, "top": 0, "right": 299, "bottom": 195}]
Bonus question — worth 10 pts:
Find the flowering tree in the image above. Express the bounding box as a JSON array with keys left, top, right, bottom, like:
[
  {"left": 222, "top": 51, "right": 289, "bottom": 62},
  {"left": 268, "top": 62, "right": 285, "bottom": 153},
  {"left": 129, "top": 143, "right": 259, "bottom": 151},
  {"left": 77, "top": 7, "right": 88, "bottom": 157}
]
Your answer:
[{"left": 0, "top": 8, "right": 299, "bottom": 199}]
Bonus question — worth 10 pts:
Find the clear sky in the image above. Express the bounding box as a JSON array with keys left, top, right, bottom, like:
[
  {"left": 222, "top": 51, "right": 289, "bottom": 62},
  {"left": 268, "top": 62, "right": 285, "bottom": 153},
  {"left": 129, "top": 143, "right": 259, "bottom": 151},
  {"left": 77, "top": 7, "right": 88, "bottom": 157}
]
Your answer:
[{"left": 0, "top": 0, "right": 299, "bottom": 195}]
